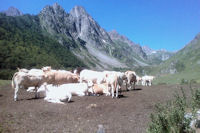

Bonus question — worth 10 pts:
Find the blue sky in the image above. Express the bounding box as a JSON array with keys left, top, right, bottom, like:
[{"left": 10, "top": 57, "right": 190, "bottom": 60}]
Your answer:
[{"left": 1, "top": 0, "right": 200, "bottom": 51}]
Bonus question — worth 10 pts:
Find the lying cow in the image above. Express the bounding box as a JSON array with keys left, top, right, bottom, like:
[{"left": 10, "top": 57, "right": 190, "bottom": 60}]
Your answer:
[
  {"left": 37, "top": 82, "right": 93, "bottom": 104},
  {"left": 42, "top": 66, "right": 79, "bottom": 85},
  {"left": 12, "top": 69, "right": 47, "bottom": 101},
  {"left": 88, "top": 83, "right": 111, "bottom": 96}
]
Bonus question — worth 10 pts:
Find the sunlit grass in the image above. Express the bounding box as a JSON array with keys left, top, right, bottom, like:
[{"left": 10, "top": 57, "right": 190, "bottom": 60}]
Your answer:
[{"left": 0, "top": 80, "right": 11, "bottom": 87}]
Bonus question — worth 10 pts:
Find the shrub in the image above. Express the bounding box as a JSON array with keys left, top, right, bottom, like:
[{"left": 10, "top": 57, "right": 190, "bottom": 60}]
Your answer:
[
  {"left": 147, "top": 88, "right": 194, "bottom": 133},
  {"left": 191, "top": 88, "right": 200, "bottom": 109},
  {"left": 181, "top": 78, "right": 188, "bottom": 85},
  {"left": 175, "top": 61, "right": 185, "bottom": 72}
]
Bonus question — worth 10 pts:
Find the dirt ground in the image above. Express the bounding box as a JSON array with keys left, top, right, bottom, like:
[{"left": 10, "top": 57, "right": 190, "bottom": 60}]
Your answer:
[{"left": 0, "top": 83, "right": 198, "bottom": 133}]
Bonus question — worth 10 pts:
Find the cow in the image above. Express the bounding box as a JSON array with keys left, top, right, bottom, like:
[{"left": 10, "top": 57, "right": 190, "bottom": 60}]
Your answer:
[
  {"left": 104, "top": 72, "right": 119, "bottom": 98},
  {"left": 88, "top": 83, "right": 111, "bottom": 96},
  {"left": 12, "top": 69, "right": 47, "bottom": 101},
  {"left": 125, "top": 71, "right": 137, "bottom": 90},
  {"left": 42, "top": 66, "right": 79, "bottom": 85},
  {"left": 136, "top": 75, "right": 142, "bottom": 85},
  {"left": 79, "top": 69, "right": 106, "bottom": 84},
  {"left": 141, "top": 75, "right": 155, "bottom": 86},
  {"left": 37, "top": 82, "right": 93, "bottom": 104},
  {"left": 103, "top": 71, "right": 127, "bottom": 92},
  {"left": 73, "top": 67, "right": 84, "bottom": 75}
]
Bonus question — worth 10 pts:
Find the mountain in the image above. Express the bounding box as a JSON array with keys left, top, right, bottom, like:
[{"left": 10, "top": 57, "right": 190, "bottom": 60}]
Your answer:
[
  {"left": 2, "top": 7, "right": 23, "bottom": 16},
  {"left": 0, "top": 4, "right": 176, "bottom": 79},
  {"left": 108, "top": 30, "right": 147, "bottom": 60},
  {"left": 152, "top": 33, "right": 200, "bottom": 84},
  {"left": 38, "top": 3, "right": 155, "bottom": 69},
  {"left": 142, "top": 46, "right": 174, "bottom": 65}
]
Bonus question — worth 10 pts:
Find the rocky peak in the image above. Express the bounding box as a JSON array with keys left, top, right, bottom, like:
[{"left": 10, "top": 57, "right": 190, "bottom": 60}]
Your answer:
[
  {"left": 41, "top": 3, "right": 66, "bottom": 16},
  {"left": 69, "top": 5, "right": 113, "bottom": 48},
  {"left": 109, "top": 30, "right": 137, "bottom": 46},
  {"left": 39, "top": 3, "right": 76, "bottom": 38},
  {"left": 142, "top": 45, "right": 156, "bottom": 55},
  {"left": 70, "top": 6, "right": 88, "bottom": 18},
  {"left": 2, "top": 7, "right": 23, "bottom": 16},
  {"left": 52, "top": 3, "right": 65, "bottom": 14}
]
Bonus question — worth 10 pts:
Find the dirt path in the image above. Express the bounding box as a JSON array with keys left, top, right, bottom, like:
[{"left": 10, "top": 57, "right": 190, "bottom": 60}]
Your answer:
[{"left": 0, "top": 84, "right": 195, "bottom": 133}]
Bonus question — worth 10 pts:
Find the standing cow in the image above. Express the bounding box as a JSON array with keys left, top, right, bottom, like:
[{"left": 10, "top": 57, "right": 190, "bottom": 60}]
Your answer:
[
  {"left": 12, "top": 69, "right": 47, "bottom": 101},
  {"left": 125, "top": 71, "right": 137, "bottom": 90}
]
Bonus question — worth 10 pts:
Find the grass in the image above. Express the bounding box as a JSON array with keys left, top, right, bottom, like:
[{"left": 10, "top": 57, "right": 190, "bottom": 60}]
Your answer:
[
  {"left": 0, "top": 80, "right": 11, "bottom": 88},
  {"left": 153, "top": 66, "right": 200, "bottom": 85}
]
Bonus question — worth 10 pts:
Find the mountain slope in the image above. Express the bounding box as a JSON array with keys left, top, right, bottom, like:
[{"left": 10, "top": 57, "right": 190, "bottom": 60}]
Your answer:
[
  {"left": 152, "top": 33, "right": 200, "bottom": 84},
  {"left": 108, "top": 30, "right": 148, "bottom": 66},
  {"left": 0, "top": 14, "right": 86, "bottom": 79}
]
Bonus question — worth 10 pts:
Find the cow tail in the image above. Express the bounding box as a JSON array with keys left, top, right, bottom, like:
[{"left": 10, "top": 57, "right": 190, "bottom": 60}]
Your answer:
[{"left": 11, "top": 72, "right": 18, "bottom": 89}]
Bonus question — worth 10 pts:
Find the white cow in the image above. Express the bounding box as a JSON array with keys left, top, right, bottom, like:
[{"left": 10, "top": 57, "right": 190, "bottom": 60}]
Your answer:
[
  {"left": 103, "top": 71, "right": 127, "bottom": 92},
  {"left": 80, "top": 69, "right": 106, "bottom": 84},
  {"left": 141, "top": 75, "right": 155, "bottom": 86},
  {"left": 38, "top": 82, "right": 93, "bottom": 104},
  {"left": 104, "top": 72, "right": 119, "bottom": 98},
  {"left": 125, "top": 71, "right": 137, "bottom": 90},
  {"left": 12, "top": 69, "right": 47, "bottom": 101},
  {"left": 136, "top": 75, "right": 142, "bottom": 85}
]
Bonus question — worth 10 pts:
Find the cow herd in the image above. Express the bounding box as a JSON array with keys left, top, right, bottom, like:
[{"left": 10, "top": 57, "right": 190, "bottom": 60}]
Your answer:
[{"left": 11, "top": 66, "right": 155, "bottom": 104}]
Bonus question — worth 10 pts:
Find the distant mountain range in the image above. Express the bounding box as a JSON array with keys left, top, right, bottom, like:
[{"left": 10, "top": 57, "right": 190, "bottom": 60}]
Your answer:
[{"left": 2, "top": 3, "right": 199, "bottom": 82}]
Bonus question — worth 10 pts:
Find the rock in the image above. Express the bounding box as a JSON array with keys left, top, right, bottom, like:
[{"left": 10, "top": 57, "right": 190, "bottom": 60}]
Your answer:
[{"left": 97, "top": 124, "right": 105, "bottom": 133}]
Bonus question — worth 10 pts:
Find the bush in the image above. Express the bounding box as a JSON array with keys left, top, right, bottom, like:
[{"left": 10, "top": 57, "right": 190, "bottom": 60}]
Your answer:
[
  {"left": 175, "top": 61, "right": 185, "bottom": 72},
  {"left": 191, "top": 88, "right": 200, "bottom": 109},
  {"left": 181, "top": 78, "right": 188, "bottom": 85},
  {"left": 147, "top": 88, "right": 195, "bottom": 133}
]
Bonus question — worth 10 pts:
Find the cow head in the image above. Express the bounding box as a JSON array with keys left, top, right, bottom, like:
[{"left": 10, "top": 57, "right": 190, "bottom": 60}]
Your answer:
[{"left": 42, "top": 66, "right": 51, "bottom": 72}]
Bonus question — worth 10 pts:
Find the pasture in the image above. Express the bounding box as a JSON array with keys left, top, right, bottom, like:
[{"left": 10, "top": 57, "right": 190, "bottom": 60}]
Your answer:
[{"left": 0, "top": 83, "right": 197, "bottom": 133}]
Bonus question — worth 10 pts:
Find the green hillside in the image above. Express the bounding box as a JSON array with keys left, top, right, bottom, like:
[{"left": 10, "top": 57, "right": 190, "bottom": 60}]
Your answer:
[
  {"left": 0, "top": 14, "right": 86, "bottom": 79},
  {"left": 152, "top": 33, "right": 200, "bottom": 84}
]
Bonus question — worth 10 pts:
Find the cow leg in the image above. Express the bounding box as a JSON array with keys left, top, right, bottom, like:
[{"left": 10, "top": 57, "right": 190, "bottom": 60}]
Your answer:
[
  {"left": 133, "top": 82, "right": 136, "bottom": 90},
  {"left": 67, "top": 93, "right": 72, "bottom": 102},
  {"left": 115, "top": 84, "right": 119, "bottom": 98},
  {"left": 34, "top": 87, "right": 38, "bottom": 99},
  {"left": 47, "top": 99, "right": 65, "bottom": 104},
  {"left": 111, "top": 84, "right": 114, "bottom": 98},
  {"left": 125, "top": 82, "right": 129, "bottom": 91},
  {"left": 14, "top": 85, "right": 19, "bottom": 101}
]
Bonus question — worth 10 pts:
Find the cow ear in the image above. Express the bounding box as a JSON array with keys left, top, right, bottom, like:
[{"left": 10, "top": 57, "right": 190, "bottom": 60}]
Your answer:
[{"left": 17, "top": 67, "right": 20, "bottom": 71}]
